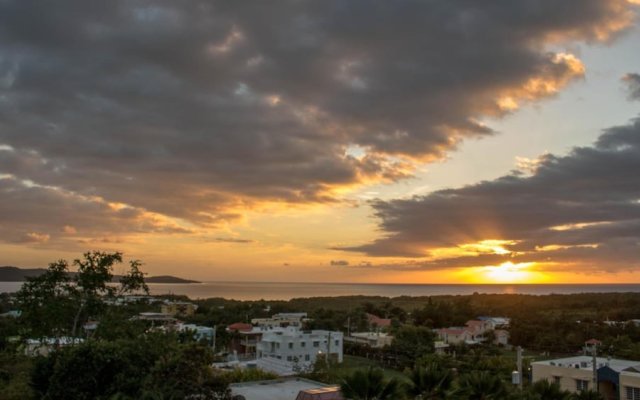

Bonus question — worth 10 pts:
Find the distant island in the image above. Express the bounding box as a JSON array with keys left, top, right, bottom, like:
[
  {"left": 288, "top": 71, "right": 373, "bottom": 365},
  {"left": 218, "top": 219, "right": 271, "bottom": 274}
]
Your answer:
[{"left": 0, "top": 266, "right": 200, "bottom": 284}]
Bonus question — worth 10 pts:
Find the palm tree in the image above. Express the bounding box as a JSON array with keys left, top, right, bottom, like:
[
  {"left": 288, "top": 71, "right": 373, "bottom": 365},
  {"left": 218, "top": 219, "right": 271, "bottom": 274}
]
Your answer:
[
  {"left": 529, "top": 380, "right": 572, "bottom": 400},
  {"left": 340, "top": 367, "right": 403, "bottom": 400},
  {"left": 405, "top": 363, "right": 454, "bottom": 399},
  {"left": 572, "top": 390, "right": 603, "bottom": 400},
  {"left": 456, "top": 371, "right": 508, "bottom": 400}
]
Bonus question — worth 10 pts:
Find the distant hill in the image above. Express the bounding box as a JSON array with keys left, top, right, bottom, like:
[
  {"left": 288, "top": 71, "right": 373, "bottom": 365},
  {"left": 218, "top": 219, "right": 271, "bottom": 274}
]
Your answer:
[{"left": 0, "top": 266, "right": 199, "bottom": 284}]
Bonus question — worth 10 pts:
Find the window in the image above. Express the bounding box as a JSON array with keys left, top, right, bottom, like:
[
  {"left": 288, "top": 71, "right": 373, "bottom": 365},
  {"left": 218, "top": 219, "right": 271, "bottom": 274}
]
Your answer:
[
  {"left": 576, "top": 379, "right": 589, "bottom": 391},
  {"left": 626, "top": 386, "right": 640, "bottom": 400},
  {"left": 301, "top": 341, "right": 306, "bottom": 348},
  {"left": 305, "top": 354, "right": 310, "bottom": 361},
  {"left": 553, "top": 376, "right": 561, "bottom": 385},
  {"left": 335, "top": 340, "right": 339, "bottom": 346},
  {"left": 286, "top": 356, "right": 292, "bottom": 361},
  {"left": 288, "top": 342, "right": 293, "bottom": 349},
  {"left": 313, "top": 341, "right": 320, "bottom": 348}
]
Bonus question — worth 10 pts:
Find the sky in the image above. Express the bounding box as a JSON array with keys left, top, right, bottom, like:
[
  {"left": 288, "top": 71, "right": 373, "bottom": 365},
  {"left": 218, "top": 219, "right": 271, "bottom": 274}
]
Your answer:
[{"left": 1, "top": 0, "right": 640, "bottom": 284}]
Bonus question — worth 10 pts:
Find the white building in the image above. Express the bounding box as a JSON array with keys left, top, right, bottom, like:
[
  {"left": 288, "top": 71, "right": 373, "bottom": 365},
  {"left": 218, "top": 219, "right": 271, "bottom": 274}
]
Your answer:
[
  {"left": 256, "top": 327, "right": 343, "bottom": 375},
  {"left": 24, "top": 337, "right": 84, "bottom": 356},
  {"left": 252, "top": 313, "right": 308, "bottom": 329},
  {"left": 477, "top": 316, "right": 510, "bottom": 329},
  {"left": 344, "top": 332, "right": 393, "bottom": 348},
  {"left": 177, "top": 323, "right": 215, "bottom": 344}
]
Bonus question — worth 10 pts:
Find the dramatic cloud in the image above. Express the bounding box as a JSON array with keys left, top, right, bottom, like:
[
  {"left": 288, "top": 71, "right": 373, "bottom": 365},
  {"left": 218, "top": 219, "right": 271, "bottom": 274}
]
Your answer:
[
  {"left": 330, "top": 260, "right": 349, "bottom": 266},
  {"left": 0, "top": 175, "right": 192, "bottom": 247},
  {"left": 0, "top": 0, "right": 637, "bottom": 244},
  {"left": 623, "top": 73, "right": 640, "bottom": 100},
  {"left": 345, "top": 117, "right": 640, "bottom": 272}
]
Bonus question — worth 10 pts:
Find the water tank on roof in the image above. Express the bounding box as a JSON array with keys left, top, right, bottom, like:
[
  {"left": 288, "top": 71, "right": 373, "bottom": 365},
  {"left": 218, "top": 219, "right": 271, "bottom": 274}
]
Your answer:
[{"left": 512, "top": 371, "right": 521, "bottom": 385}]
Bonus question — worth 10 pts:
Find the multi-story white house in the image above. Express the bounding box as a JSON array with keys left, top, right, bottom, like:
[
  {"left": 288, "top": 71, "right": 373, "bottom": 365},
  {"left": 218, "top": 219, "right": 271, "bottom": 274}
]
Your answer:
[{"left": 256, "top": 326, "right": 343, "bottom": 375}]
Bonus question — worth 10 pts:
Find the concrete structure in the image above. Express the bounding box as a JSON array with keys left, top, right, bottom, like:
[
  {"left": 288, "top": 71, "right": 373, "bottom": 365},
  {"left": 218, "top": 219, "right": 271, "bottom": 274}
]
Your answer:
[
  {"left": 177, "top": 323, "right": 215, "bottom": 344},
  {"left": 135, "top": 312, "right": 176, "bottom": 324},
  {"left": 436, "top": 317, "right": 506, "bottom": 345},
  {"left": 296, "top": 387, "right": 343, "bottom": 400},
  {"left": 532, "top": 356, "right": 640, "bottom": 400},
  {"left": 228, "top": 323, "right": 262, "bottom": 358},
  {"left": 344, "top": 332, "right": 393, "bottom": 348},
  {"left": 434, "top": 341, "right": 450, "bottom": 354},
  {"left": 24, "top": 337, "right": 84, "bottom": 356},
  {"left": 435, "top": 327, "right": 471, "bottom": 344},
  {"left": 252, "top": 312, "right": 308, "bottom": 329},
  {"left": 465, "top": 319, "right": 491, "bottom": 340},
  {"left": 161, "top": 301, "right": 197, "bottom": 317},
  {"left": 256, "top": 326, "right": 343, "bottom": 375},
  {"left": 477, "top": 316, "right": 510, "bottom": 329},
  {"left": 0, "top": 310, "right": 21, "bottom": 318},
  {"left": 230, "top": 377, "right": 340, "bottom": 400},
  {"left": 493, "top": 329, "right": 509, "bottom": 346}
]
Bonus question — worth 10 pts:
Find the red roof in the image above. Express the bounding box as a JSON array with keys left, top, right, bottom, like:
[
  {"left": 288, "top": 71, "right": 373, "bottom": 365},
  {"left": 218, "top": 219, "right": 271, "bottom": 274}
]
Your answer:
[
  {"left": 366, "top": 313, "right": 391, "bottom": 328},
  {"left": 227, "top": 322, "right": 252, "bottom": 332},
  {"left": 585, "top": 338, "right": 602, "bottom": 345}
]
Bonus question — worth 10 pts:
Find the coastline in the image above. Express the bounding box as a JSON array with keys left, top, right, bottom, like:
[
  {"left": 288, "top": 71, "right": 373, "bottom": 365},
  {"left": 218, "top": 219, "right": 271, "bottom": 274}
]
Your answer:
[{"left": 2, "top": 281, "right": 640, "bottom": 301}]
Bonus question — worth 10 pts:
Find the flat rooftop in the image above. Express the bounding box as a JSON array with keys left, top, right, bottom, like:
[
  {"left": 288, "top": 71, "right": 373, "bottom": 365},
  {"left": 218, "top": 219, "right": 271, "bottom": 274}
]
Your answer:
[
  {"left": 532, "top": 356, "right": 640, "bottom": 372},
  {"left": 230, "top": 378, "right": 330, "bottom": 400}
]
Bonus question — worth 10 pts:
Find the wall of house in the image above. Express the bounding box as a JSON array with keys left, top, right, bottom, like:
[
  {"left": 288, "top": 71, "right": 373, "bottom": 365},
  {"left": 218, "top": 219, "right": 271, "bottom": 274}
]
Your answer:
[
  {"left": 619, "top": 372, "right": 640, "bottom": 400},
  {"left": 532, "top": 364, "right": 594, "bottom": 393}
]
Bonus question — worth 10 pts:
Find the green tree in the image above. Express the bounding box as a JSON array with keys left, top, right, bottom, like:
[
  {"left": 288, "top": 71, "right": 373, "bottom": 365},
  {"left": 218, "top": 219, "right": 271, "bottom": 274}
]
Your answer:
[
  {"left": 16, "top": 251, "right": 148, "bottom": 338},
  {"left": 388, "top": 325, "right": 435, "bottom": 366},
  {"left": 572, "top": 390, "right": 603, "bottom": 400},
  {"left": 340, "top": 367, "right": 404, "bottom": 400},
  {"left": 142, "top": 343, "right": 230, "bottom": 400},
  {"left": 405, "top": 363, "right": 454, "bottom": 399},
  {"left": 456, "top": 371, "right": 508, "bottom": 400},
  {"left": 528, "top": 380, "right": 572, "bottom": 400}
]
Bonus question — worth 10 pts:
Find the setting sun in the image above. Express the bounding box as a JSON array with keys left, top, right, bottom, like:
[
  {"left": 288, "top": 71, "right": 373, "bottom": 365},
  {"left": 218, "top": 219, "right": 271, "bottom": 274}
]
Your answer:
[{"left": 457, "top": 261, "right": 550, "bottom": 284}]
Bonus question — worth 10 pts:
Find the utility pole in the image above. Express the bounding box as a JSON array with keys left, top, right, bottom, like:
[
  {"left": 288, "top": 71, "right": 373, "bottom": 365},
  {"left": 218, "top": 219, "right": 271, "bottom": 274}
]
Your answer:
[
  {"left": 212, "top": 325, "right": 216, "bottom": 352},
  {"left": 517, "top": 346, "right": 523, "bottom": 390},
  {"left": 327, "top": 331, "right": 332, "bottom": 370},
  {"left": 592, "top": 345, "right": 598, "bottom": 392}
]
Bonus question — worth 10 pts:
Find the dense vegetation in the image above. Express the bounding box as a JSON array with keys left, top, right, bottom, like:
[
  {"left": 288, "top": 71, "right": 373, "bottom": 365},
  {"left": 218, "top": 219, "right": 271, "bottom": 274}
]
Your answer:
[{"left": 1, "top": 251, "right": 640, "bottom": 399}]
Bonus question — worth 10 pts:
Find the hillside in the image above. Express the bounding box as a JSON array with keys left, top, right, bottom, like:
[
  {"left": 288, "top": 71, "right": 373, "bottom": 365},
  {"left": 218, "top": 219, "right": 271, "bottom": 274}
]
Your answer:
[{"left": 0, "top": 266, "right": 199, "bottom": 284}]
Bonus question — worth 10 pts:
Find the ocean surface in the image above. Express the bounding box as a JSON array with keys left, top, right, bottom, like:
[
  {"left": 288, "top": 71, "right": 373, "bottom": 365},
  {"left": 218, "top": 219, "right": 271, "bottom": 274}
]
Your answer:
[{"left": 1, "top": 281, "right": 640, "bottom": 301}]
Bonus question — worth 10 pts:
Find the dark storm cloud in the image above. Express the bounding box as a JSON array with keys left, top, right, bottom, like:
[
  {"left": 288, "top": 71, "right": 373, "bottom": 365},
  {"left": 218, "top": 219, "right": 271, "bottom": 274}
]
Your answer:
[
  {"left": 624, "top": 73, "right": 640, "bottom": 100},
  {"left": 0, "top": 0, "right": 636, "bottom": 243},
  {"left": 343, "top": 118, "right": 640, "bottom": 272}
]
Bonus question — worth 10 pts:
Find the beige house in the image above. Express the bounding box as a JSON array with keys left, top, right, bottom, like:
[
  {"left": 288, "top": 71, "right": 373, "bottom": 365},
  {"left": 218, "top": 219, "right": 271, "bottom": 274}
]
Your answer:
[
  {"left": 160, "top": 301, "right": 198, "bottom": 316},
  {"left": 435, "top": 327, "right": 471, "bottom": 344},
  {"left": 531, "top": 356, "right": 640, "bottom": 400}
]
